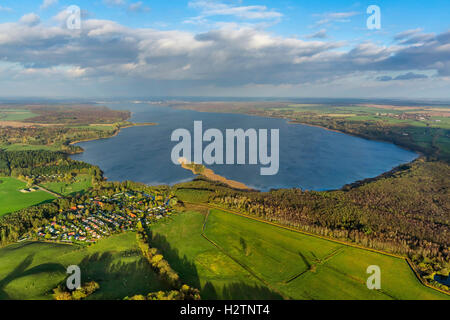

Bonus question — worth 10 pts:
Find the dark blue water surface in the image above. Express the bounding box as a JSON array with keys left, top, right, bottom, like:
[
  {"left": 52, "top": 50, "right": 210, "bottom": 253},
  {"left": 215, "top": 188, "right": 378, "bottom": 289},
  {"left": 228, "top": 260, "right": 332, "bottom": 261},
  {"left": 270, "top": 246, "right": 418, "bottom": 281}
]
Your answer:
[{"left": 71, "top": 103, "right": 418, "bottom": 191}]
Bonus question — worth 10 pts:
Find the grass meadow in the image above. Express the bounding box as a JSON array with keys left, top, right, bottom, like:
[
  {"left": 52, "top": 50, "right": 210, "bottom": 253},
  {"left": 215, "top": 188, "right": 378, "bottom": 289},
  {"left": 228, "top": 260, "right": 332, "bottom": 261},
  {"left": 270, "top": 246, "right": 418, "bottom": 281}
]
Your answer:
[
  {"left": 151, "top": 209, "right": 449, "bottom": 300},
  {"left": 0, "top": 109, "right": 37, "bottom": 121},
  {"left": 0, "top": 232, "right": 169, "bottom": 300},
  {"left": 0, "top": 177, "right": 55, "bottom": 217},
  {"left": 41, "top": 174, "right": 93, "bottom": 196}
]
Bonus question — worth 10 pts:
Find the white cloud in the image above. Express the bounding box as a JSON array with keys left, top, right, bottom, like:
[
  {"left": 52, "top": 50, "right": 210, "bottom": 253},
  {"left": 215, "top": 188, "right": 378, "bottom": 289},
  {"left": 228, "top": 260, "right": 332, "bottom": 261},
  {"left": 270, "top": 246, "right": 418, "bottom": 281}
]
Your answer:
[
  {"left": 19, "top": 13, "right": 41, "bottom": 27},
  {"left": 128, "top": 2, "right": 150, "bottom": 13},
  {"left": 306, "top": 29, "right": 328, "bottom": 39},
  {"left": 103, "top": 0, "right": 126, "bottom": 7},
  {"left": 395, "top": 28, "right": 423, "bottom": 40},
  {"left": 314, "top": 11, "right": 360, "bottom": 26},
  {"left": 40, "top": 0, "right": 58, "bottom": 10},
  {"left": 0, "top": 14, "right": 448, "bottom": 97},
  {"left": 0, "top": 5, "right": 13, "bottom": 12},
  {"left": 188, "top": 0, "right": 282, "bottom": 20}
]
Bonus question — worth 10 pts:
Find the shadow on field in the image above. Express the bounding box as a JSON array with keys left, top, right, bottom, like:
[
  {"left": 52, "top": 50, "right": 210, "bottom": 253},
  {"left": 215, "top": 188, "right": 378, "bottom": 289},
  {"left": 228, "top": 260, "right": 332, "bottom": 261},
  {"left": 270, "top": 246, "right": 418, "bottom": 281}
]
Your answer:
[
  {"left": 77, "top": 251, "right": 170, "bottom": 299},
  {"left": 298, "top": 251, "right": 311, "bottom": 269},
  {"left": 0, "top": 253, "right": 65, "bottom": 300},
  {"left": 148, "top": 232, "right": 284, "bottom": 300},
  {"left": 149, "top": 231, "right": 201, "bottom": 288},
  {"left": 220, "top": 282, "right": 283, "bottom": 300}
]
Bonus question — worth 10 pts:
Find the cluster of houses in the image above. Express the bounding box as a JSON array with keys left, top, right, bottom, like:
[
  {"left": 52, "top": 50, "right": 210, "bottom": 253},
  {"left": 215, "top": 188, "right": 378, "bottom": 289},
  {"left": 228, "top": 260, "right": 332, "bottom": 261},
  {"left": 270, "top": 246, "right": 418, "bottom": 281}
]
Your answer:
[
  {"left": 20, "top": 186, "right": 40, "bottom": 193},
  {"left": 34, "top": 191, "right": 173, "bottom": 244},
  {"left": 30, "top": 173, "right": 65, "bottom": 184},
  {"left": 375, "top": 112, "right": 432, "bottom": 122}
]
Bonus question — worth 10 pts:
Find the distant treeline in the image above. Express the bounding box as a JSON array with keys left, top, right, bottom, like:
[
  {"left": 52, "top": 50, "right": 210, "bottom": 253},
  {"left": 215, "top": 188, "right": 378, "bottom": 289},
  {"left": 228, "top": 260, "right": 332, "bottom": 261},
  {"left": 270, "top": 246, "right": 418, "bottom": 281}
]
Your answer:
[
  {"left": 0, "top": 125, "right": 120, "bottom": 153},
  {"left": 0, "top": 104, "right": 130, "bottom": 125},
  {"left": 309, "top": 119, "right": 450, "bottom": 161}
]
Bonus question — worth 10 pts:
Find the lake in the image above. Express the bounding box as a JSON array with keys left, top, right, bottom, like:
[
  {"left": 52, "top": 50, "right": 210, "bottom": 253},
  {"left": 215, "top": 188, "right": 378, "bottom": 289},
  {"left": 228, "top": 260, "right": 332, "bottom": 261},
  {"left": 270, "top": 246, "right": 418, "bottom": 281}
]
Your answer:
[{"left": 71, "top": 103, "right": 418, "bottom": 191}]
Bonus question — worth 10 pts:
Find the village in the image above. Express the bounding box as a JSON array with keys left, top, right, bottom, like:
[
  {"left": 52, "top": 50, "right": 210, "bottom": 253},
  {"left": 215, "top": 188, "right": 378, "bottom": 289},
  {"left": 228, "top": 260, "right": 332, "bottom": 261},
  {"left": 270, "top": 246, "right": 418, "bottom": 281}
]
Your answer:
[
  {"left": 375, "top": 111, "right": 441, "bottom": 122},
  {"left": 32, "top": 191, "right": 173, "bottom": 244}
]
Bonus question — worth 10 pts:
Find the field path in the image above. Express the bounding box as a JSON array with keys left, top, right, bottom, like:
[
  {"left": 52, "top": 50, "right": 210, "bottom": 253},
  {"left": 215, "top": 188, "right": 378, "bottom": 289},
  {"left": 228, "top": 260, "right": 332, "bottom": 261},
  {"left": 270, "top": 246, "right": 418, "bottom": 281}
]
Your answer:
[
  {"left": 35, "top": 185, "right": 63, "bottom": 198},
  {"left": 15, "top": 176, "right": 63, "bottom": 198},
  {"left": 186, "top": 202, "right": 450, "bottom": 297},
  {"left": 284, "top": 247, "right": 344, "bottom": 284},
  {"left": 200, "top": 210, "right": 291, "bottom": 300}
]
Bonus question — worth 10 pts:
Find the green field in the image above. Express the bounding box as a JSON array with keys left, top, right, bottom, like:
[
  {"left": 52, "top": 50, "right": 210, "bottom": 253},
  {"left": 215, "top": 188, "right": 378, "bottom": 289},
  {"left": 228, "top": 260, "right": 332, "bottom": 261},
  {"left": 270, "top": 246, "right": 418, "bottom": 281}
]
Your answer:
[
  {"left": 151, "top": 209, "right": 449, "bottom": 300},
  {"left": 0, "top": 232, "right": 169, "bottom": 300},
  {"left": 0, "top": 177, "right": 56, "bottom": 217},
  {"left": 0, "top": 144, "right": 61, "bottom": 152},
  {"left": 0, "top": 109, "right": 37, "bottom": 121},
  {"left": 41, "top": 174, "right": 93, "bottom": 196},
  {"left": 280, "top": 104, "right": 450, "bottom": 128},
  {"left": 149, "top": 210, "right": 282, "bottom": 299}
]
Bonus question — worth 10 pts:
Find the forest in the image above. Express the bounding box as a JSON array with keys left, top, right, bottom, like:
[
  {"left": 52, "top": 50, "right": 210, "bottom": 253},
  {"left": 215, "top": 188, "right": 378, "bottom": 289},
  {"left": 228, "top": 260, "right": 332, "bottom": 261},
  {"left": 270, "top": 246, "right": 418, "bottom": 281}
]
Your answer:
[
  {"left": 0, "top": 104, "right": 130, "bottom": 125},
  {"left": 0, "top": 125, "right": 122, "bottom": 154},
  {"left": 0, "top": 149, "right": 102, "bottom": 181}
]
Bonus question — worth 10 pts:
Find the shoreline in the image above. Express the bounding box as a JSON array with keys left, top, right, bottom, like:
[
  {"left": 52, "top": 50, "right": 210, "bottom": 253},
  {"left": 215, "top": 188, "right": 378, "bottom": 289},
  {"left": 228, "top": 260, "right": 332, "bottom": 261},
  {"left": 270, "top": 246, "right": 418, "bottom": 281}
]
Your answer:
[
  {"left": 180, "top": 162, "right": 255, "bottom": 191},
  {"left": 69, "top": 122, "right": 157, "bottom": 147},
  {"left": 167, "top": 105, "right": 425, "bottom": 190},
  {"left": 171, "top": 104, "right": 422, "bottom": 156},
  {"left": 287, "top": 119, "right": 422, "bottom": 156},
  {"left": 70, "top": 106, "right": 421, "bottom": 193},
  {"left": 286, "top": 120, "right": 343, "bottom": 134}
]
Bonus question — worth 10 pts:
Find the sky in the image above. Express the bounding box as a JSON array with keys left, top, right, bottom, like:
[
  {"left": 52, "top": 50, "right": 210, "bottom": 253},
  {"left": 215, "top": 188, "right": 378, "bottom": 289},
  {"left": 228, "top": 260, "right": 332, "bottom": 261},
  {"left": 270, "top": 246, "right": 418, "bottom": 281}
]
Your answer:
[{"left": 0, "top": 0, "right": 449, "bottom": 99}]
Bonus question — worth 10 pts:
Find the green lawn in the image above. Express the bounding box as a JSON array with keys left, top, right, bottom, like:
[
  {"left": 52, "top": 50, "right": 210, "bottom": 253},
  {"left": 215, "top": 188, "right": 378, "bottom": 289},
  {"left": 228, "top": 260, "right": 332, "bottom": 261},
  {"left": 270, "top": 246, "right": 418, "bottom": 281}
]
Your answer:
[
  {"left": 41, "top": 174, "right": 93, "bottom": 196},
  {"left": 0, "top": 232, "right": 169, "bottom": 300},
  {"left": 0, "top": 177, "right": 56, "bottom": 217},
  {"left": 151, "top": 209, "right": 449, "bottom": 300}
]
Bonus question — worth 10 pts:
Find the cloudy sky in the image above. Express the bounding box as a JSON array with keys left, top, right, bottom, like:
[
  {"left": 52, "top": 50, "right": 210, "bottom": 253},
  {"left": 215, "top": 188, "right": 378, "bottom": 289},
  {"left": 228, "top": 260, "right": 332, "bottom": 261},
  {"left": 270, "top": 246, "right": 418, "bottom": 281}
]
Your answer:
[{"left": 0, "top": 0, "right": 449, "bottom": 99}]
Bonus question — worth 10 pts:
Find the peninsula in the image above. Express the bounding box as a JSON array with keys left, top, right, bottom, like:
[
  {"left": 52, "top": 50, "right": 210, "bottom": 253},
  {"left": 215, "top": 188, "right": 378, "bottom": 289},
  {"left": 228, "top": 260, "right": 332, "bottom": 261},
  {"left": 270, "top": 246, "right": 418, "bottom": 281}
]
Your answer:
[{"left": 178, "top": 157, "right": 253, "bottom": 191}]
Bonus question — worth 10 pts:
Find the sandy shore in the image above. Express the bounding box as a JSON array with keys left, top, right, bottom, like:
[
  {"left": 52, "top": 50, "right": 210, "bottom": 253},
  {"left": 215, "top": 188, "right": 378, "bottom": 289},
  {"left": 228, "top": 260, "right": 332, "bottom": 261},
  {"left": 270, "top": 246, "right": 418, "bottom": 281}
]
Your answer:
[{"left": 180, "top": 162, "right": 254, "bottom": 191}]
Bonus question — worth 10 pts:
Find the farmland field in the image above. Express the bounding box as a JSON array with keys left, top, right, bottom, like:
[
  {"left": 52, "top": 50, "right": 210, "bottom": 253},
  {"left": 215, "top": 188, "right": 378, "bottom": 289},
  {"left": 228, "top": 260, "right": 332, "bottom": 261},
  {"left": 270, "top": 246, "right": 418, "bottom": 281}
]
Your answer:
[
  {"left": 0, "top": 177, "right": 56, "bottom": 217},
  {"left": 0, "top": 109, "right": 37, "bottom": 121},
  {"left": 149, "top": 210, "right": 283, "bottom": 299},
  {"left": 0, "top": 144, "right": 62, "bottom": 152},
  {"left": 41, "top": 174, "right": 93, "bottom": 196},
  {"left": 150, "top": 209, "right": 449, "bottom": 300},
  {"left": 0, "top": 232, "right": 169, "bottom": 300}
]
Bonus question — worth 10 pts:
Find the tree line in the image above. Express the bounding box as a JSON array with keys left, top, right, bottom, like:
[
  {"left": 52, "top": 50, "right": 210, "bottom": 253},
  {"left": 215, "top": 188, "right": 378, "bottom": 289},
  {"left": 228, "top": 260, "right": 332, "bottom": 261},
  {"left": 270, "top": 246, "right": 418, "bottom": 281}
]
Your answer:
[{"left": 134, "top": 225, "right": 200, "bottom": 300}]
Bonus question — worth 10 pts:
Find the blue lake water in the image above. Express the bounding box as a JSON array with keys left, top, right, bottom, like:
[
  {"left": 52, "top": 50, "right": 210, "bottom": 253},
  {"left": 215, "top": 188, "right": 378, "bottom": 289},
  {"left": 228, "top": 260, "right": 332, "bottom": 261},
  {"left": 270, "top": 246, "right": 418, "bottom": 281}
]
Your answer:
[{"left": 71, "top": 103, "right": 418, "bottom": 191}]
